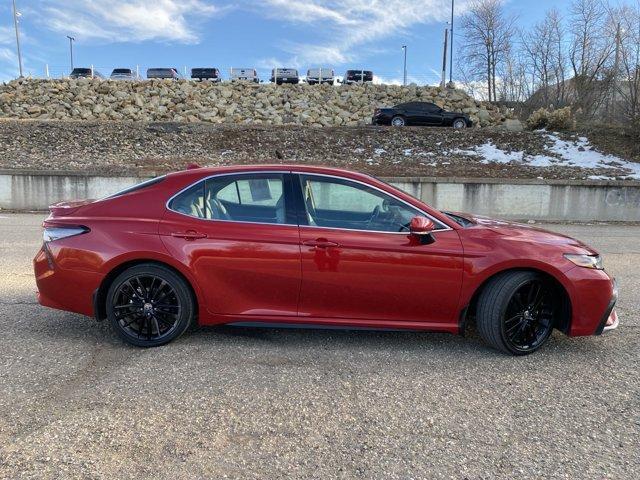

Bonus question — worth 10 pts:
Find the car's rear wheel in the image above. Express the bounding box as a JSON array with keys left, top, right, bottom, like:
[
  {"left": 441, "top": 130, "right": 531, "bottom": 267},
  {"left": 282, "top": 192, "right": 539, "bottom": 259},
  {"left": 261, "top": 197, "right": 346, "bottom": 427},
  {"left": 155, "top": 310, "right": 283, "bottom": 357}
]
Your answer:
[
  {"left": 476, "top": 271, "right": 556, "bottom": 355},
  {"left": 107, "top": 264, "right": 195, "bottom": 347},
  {"left": 391, "top": 116, "right": 406, "bottom": 127},
  {"left": 453, "top": 118, "right": 467, "bottom": 129}
]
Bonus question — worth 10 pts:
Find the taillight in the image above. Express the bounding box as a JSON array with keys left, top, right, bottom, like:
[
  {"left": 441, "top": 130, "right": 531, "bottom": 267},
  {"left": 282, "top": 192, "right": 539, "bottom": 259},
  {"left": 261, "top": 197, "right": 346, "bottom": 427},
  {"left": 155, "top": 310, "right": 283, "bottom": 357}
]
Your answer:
[
  {"left": 374, "top": 108, "right": 381, "bottom": 116},
  {"left": 43, "top": 226, "right": 89, "bottom": 243}
]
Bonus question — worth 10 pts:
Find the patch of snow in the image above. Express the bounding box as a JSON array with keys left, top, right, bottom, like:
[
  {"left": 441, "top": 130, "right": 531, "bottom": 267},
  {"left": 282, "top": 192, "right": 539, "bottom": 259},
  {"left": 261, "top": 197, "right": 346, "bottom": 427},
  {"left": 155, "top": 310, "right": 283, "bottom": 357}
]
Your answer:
[
  {"left": 354, "top": 147, "right": 365, "bottom": 154},
  {"left": 220, "top": 150, "right": 233, "bottom": 156},
  {"left": 374, "top": 148, "right": 386, "bottom": 155},
  {"left": 474, "top": 142, "right": 524, "bottom": 164},
  {"left": 403, "top": 148, "right": 413, "bottom": 156},
  {"left": 455, "top": 132, "right": 640, "bottom": 179}
]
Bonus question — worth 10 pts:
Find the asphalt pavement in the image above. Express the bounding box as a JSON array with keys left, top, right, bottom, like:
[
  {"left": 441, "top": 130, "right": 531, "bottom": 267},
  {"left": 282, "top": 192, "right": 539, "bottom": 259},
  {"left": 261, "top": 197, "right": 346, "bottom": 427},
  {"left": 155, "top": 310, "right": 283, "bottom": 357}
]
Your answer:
[{"left": 0, "top": 214, "right": 638, "bottom": 479}]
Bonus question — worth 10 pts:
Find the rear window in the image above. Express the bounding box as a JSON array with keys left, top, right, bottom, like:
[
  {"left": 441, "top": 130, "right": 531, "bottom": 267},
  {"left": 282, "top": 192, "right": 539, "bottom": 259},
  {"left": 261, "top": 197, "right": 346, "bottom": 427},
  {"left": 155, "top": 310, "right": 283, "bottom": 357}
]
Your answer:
[
  {"left": 148, "top": 68, "right": 175, "bottom": 75},
  {"left": 112, "top": 68, "right": 131, "bottom": 74},
  {"left": 192, "top": 68, "right": 218, "bottom": 76},
  {"left": 104, "top": 176, "right": 166, "bottom": 199},
  {"left": 71, "top": 68, "right": 92, "bottom": 74}
]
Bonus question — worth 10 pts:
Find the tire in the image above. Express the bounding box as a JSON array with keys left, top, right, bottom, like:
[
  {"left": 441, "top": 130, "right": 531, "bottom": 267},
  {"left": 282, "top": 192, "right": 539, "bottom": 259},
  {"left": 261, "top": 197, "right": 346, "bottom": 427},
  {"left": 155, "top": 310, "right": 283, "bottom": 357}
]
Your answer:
[
  {"left": 476, "top": 271, "right": 556, "bottom": 355},
  {"left": 106, "top": 263, "right": 196, "bottom": 347},
  {"left": 391, "top": 116, "right": 406, "bottom": 127},
  {"left": 453, "top": 118, "right": 467, "bottom": 129}
]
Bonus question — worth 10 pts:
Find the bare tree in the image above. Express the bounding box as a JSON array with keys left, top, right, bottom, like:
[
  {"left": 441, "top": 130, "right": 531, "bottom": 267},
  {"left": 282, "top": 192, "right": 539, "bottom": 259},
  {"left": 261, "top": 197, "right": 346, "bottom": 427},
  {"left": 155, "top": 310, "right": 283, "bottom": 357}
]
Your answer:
[
  {"left": 459, "top": 0, "right": 516, "bottom": 102},
  {"left": 521, "top": 9, "right": 567, "bottom": 107},
  {"left": 613, "top": 2, "right": 640, "bottom": 121},
  {"left": 568, "top": 0, "right": 616, "bottom": 115}
]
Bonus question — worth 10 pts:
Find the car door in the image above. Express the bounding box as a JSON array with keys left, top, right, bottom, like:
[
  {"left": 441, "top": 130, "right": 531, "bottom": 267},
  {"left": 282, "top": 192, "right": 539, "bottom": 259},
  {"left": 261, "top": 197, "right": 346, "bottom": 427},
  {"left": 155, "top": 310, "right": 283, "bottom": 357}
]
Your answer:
[
  {"left": 159, "top": 172, "right": 302, "bottom": 317},
  {"left": 399, "top": 103, "right": 424, "bottom": 125},
  {"left": 422, "top": 104, "right": 444, "bottom": 125},
  {"left": 295, "top": 173, "right": 464, "bottom": 328}
]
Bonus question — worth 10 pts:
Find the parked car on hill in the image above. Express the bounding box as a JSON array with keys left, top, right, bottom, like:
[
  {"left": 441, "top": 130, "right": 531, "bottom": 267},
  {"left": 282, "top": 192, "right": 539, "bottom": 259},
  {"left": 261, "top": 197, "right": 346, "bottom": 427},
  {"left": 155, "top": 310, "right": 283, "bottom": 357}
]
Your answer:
[
  {"left": 270, "top": 68, "right": 299, "bottom": 85},
  {"left": 110, "top": 68, "right": 137, "bottom": 80},
  {"left": 230, "top": 68, "right": 259, "bottom": 83},
  {"left": 306, "top": 68, "right": 334, "bottom": 85},
  {"left": 191, "top": 68, "right": 222, "bottom": 82},
  {"left": 372, "top": 102, "right": 473, "bottom": 128},
  {"left": 147, "top": 68, "right": 180, "bottom": 80},
  {"left": 342, "top": 70, "right": 373, "bottom": 84},
  {"left": 69, "top": 67, "right": 104, "bottom": 79},
  {"left": 35, "top": 165, "right": 618, "bottom": 354}
]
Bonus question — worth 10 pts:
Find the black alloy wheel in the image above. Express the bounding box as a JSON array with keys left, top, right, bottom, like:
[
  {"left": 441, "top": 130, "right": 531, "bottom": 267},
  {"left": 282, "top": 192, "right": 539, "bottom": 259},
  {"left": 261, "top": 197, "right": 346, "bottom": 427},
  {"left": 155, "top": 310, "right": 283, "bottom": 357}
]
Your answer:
[
  {"left": 107, "top": 264, "right": 195, "bottom": 347},
  {"left": 477, "top": 271, "right": 557, "bottom": 355}
]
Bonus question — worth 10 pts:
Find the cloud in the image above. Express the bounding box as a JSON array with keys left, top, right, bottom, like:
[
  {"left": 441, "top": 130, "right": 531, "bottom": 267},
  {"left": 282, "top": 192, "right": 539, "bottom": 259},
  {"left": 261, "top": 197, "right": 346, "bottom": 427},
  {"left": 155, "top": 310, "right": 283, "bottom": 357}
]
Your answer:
[
  {"left": 39, "top": 0, "right": 225, "bottom": 44},
  {"left": 255, "top": 0, "right": 470, "bottom": 67}
]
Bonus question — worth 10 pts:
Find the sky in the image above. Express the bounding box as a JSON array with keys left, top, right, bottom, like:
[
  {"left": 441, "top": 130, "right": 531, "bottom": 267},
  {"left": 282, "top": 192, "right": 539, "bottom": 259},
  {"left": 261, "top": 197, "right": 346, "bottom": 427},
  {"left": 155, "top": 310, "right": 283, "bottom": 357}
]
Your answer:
[{"left": 0, "top": 0, "right": 608, "bottom": 84}]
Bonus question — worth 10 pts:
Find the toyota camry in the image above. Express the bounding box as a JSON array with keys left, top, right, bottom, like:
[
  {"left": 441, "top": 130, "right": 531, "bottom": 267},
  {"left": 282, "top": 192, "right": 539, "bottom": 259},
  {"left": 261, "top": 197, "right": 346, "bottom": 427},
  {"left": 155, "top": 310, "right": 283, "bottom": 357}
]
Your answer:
[{"left": 34, "top": 165, "right": 618, "bottom": 354}]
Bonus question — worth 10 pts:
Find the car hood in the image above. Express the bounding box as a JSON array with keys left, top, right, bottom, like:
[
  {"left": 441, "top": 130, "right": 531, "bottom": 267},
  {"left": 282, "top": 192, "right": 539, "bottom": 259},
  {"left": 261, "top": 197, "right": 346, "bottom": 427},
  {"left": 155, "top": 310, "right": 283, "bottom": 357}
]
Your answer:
[{"left": 455, "top": 213, "right": 598, "bottom": 254}]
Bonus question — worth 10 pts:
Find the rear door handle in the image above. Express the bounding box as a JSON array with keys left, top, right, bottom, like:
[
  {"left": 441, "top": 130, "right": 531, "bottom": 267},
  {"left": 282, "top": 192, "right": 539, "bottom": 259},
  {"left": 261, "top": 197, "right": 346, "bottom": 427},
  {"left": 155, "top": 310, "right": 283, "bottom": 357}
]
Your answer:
[
  {"left": 303, "top": 239, "right": 339, "bottom": 249},
  {"left": 171, "top": 230, "right": 207, "bottom": 240}
]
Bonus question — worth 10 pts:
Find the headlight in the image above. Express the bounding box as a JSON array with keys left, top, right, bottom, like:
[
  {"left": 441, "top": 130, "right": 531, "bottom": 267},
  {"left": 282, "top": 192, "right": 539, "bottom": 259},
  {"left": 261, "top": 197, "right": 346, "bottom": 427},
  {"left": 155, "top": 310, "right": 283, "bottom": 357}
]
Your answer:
[
  {"left": 564, "top": 254, "right": 603, "bottom": 270},
  {"left": 43, "top": 226, "right": 89, "bottom": 243}
]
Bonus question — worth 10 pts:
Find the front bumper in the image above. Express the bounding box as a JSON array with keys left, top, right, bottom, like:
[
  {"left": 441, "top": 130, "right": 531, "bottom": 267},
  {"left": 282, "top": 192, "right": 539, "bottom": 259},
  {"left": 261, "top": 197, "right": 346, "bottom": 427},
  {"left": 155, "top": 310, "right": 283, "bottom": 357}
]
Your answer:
[{"left": 595, "top": 278, "right": 619, "bottom": 335}]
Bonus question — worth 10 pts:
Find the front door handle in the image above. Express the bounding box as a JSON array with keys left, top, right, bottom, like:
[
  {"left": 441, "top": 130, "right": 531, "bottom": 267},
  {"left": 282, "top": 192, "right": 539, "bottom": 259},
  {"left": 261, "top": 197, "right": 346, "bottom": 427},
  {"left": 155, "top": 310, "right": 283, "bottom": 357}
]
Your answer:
[
  {"left": 171, "top": 230, "right": 207, "bottom": 240},
  {"left": 303, "top": 238, "right": 339, "bottom": 249}
]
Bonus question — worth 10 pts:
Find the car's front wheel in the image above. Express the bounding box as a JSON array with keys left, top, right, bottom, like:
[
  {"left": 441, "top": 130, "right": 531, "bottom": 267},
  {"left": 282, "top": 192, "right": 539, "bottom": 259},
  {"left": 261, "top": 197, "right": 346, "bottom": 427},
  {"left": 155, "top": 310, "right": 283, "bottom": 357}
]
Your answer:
[
  {"left": 476, "top": 271, "right": 556, "bottom": 355},
  {"left": 391, "top": 116, "right": 406, "bottom": 127},
  {"left": 106, "top": 263, "right": 195, "bottom": 347},
  {"left": 453, "top": 118, "right": 467, "bottom": 129}
]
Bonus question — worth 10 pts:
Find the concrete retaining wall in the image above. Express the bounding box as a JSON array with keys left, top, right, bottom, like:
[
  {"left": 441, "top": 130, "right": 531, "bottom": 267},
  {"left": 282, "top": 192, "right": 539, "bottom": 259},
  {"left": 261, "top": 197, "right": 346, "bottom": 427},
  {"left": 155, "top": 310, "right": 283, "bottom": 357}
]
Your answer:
[{"left": 1, "top": 170, "right": 639, "bottom": 222}]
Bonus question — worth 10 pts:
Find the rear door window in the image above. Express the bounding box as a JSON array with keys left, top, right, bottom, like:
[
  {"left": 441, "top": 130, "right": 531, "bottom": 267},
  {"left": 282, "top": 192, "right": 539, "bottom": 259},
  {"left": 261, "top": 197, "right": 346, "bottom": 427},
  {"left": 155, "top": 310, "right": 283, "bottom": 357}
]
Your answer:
[{"left": 169, "top": 174, "right": 291, "bottom": 225}]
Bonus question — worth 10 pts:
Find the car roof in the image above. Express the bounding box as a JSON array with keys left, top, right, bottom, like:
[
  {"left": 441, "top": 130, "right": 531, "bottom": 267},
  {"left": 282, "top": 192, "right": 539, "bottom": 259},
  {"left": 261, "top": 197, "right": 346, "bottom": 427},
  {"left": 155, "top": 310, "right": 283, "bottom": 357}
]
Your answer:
[{"left": 167, "top": 164, "right": 375, "bottom": 182}]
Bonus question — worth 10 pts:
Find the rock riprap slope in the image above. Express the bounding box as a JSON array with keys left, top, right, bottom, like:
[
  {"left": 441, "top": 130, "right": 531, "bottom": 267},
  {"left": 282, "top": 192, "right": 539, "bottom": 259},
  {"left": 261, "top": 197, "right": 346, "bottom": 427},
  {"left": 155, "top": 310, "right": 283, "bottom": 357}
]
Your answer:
[{"left": 0, "top": 79, "right": 508, "bottom": 127}]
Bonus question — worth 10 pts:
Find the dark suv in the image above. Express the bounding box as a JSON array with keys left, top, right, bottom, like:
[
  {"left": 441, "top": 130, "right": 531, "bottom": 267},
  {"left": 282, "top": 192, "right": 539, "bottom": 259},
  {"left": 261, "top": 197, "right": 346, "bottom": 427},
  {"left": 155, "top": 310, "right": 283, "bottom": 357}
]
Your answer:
[
  {"left": 343, "top": 70, "right": 373, "bottom": 84},
  {"left": 372, "top": 102, "right": 473, "bottom": 128},
  {"left": 191, "top": 68, "right": 222, "bottom": 82}
]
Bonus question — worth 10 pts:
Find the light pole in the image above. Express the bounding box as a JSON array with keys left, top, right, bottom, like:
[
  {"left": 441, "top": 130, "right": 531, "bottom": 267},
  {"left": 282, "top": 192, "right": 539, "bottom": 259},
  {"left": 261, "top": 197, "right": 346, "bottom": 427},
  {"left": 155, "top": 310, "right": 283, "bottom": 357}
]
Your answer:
[
  {"left": 12, "top": 0, "right": 23, "bottom": 77},
  {"left": 402, "top": 45, "right": 407, "bottom": 86},
  {"left": 449, "top": 0, "right": 454, "bottom": 84},
  {"left": 66, "top": 35, "right": 75, "bottom": 73}
]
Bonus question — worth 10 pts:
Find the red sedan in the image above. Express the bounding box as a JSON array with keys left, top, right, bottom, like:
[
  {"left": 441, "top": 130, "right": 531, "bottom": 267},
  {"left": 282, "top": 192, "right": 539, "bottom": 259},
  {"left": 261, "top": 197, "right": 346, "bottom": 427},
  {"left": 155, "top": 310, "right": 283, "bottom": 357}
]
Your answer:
[{"left": 34, "top": 165, "right": 619, "bottom": 354}]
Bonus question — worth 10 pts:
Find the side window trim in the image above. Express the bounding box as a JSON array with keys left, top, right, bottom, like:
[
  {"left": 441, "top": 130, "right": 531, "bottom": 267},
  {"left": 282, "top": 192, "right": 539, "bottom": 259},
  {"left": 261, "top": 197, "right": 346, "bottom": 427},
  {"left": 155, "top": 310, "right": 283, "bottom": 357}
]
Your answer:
[
  {"left": 166, "top": 171, "right": 298, "bottom": 227},
  {"left": 292, "top": 172, "right": 450, "bottom": 234}
]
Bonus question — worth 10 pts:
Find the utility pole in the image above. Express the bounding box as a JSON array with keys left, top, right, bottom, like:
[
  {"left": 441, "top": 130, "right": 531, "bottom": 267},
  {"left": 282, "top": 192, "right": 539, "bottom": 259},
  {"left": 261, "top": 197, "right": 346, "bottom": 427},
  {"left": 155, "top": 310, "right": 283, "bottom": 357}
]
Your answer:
[
  {"left": 66, "top": 36, "right": 75, "bottom": 74},
  {"left": 441, "top": 29, "right": 448, "bottom": 88},
  {"left": 402, "top": 45, "right": 407, "bottom": 86},
  {"left": 449, "top": 0, "right": 454, "bottom": 84},
  {"left": 12, "top": 0, "right": 23, "bottom": 77}
]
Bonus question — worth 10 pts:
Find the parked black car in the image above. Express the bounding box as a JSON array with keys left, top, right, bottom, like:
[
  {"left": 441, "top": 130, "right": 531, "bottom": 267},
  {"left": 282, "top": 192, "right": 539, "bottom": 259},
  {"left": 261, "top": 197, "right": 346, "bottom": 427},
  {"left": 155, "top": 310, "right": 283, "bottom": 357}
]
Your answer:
[
  {"left": 343, "top": 70, "right": 373, "bottom": 84},
  {"left": 372, "top": 102, "right": 472, "bottom": 128},
  {"left": 191, "top": 68, "right": 221, "bottom": 82},
  {"left": 69, "top": 67, "right": 104, "bottom": 79}
]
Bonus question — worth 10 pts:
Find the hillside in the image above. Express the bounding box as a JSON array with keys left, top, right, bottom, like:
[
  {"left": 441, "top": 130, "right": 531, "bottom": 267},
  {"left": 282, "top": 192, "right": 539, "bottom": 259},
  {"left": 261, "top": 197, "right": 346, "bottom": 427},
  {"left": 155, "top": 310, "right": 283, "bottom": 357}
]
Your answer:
[{"left": 1, "top": 120, "right": 638, "bottom": 181}]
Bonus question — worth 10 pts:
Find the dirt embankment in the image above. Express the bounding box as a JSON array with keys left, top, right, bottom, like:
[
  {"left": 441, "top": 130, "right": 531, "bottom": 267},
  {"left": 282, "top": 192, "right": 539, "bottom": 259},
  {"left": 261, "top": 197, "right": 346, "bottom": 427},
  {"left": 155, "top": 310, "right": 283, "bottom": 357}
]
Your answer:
[{"left": 0, "top": 120, "right": 638, "bottom": 180}]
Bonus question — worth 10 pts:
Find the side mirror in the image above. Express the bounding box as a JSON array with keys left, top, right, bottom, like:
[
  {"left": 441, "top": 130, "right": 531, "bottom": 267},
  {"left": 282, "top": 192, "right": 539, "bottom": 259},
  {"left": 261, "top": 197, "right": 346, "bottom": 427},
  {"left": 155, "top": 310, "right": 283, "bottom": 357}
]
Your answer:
[
  {"left": 409, "top": 216, "right": 435, "bottom": 235},
  {"left": 409, "top": 217, "right": 436, "bottom": 244}
]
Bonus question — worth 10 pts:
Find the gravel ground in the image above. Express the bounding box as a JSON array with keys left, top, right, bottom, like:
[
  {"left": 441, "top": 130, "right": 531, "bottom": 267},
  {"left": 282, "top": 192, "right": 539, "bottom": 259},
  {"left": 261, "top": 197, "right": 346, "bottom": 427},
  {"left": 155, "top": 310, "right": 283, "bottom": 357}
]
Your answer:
[
  {"left": 1, "top": 120, "right": 638, "bottom": 180},
  {"left": 0, "top": 214, "right": 638, "bottom": 479}
]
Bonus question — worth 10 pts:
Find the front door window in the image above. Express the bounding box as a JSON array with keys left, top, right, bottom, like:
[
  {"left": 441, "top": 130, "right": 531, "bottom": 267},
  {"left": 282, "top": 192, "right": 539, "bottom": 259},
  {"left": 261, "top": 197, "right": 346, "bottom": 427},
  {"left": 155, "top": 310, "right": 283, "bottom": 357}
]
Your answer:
[{"left": 299, "top": 174, "right": 431, "bottom": 233}]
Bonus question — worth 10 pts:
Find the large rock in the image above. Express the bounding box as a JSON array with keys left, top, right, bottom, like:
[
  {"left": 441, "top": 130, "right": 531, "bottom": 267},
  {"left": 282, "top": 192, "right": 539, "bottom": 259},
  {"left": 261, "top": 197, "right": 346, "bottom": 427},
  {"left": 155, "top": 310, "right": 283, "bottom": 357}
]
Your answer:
[{"left": 0, "top": 79, "right": 509, "bottom": 127}]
